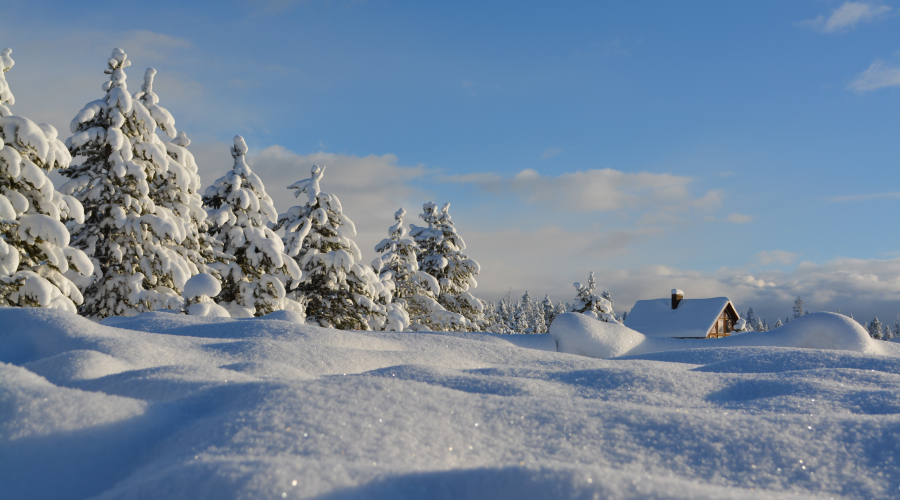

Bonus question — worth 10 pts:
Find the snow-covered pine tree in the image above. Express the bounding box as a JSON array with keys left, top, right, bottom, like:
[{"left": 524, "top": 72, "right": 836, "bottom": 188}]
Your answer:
[
  {"left": 793, "top": 297, "right": 805, "bottom": 318},
  {"left": 542, "top": 294, "right": 556, "bottom": 327},
  {"left": 515, "top": 291, "right": 533, "bottom": 333},
  {"left": 488, "top": 292, "right": 514, "bottom": 334},
  {"left": 883, "top": 323, "right": 891, "bottom": 341},
  {"left": 275, "top": 164, "right": 388, "bottom": 330},
  {"left": 410, "top": 202, "right": 485, "bottom": 331},
  {"left": 867, "top": 317, "right": 883, "bottom": 340},
  {"left": 0, "top": 48, "right": 94, "bottom": 311},
  {"left": 531, "top": 299, "right": 547, "bottom": 334},
  {"left": 567, "top": 271, "right": 617, "bottom": 322},
  {"left": 554, "top": 301, "right": 567, "bottom": 323},
  {"left": 774, "top": 318, "right": 783, "bottom": 329},
  {"left": 745, "top": 308, "right": 756, "bottom": 331},
  {"left": 372, "top": 207, "right": 464, "bottom": 331},
  {"left": 133, "top": 68, "right": 225, "bottom": 279},
  {"left": 60, "top": 48, "right": 196, "bottom": 318},
  {"left": 203, "top": 136, "right": 303, "bottom": 317},
  {"left": 893, "top": 319, "right": 900, "bottom": 340}
]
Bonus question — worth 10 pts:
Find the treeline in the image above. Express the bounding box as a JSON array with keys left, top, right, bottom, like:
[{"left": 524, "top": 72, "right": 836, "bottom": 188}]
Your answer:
[{"left": 0, "top": 47, "right": 621, "bottom": 333}]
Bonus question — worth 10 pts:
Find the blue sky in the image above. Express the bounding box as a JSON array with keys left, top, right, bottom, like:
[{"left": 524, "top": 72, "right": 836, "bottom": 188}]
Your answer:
[{"left": 3, "top": 0, "right": 900, "bottom": 323}]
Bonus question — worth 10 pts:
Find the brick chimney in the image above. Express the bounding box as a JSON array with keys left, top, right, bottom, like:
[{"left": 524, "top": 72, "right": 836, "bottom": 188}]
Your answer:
[{"left": 671, "top": 289, "right": 684, "bottom": 309}]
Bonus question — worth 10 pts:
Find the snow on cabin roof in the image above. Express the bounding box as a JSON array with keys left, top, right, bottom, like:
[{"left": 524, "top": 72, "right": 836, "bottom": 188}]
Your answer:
[{"left": 624, "top": 297, "right": 736, "bottom": 338}]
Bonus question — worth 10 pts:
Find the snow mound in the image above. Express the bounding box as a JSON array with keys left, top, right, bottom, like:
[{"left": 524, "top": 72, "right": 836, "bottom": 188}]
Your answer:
[
  {"left": 22, "top": 350, "right": 134, "bottom": 384},
  {"left": 551, "top": 312, "right": 887, "bottom": 359},
  {"left": 182, "top": 272, "right": 221, "bottom": 300}
]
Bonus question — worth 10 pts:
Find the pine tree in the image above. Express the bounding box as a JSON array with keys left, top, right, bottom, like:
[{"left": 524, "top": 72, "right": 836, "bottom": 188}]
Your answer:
[
  {"left": 0, "top": 48, "right": 94, "bottom": 310},
  {"left": 203, "top": 136, "right": 303, "bottom": 317},
  {"left": 867, "top": 317, "right": 883, "bottom": 340},
  {"left": 133, "top": 68, "right": 225, "bottom": 279},
  {"left": 882, "top": 323, "right": 891, "bottom": 341},
  {"left": 410, "top": 202, "right": 484, "bottom": 331},
  {"left": 567, "top": 271, "right": 617, "bottom": 322},
  {"left": 542, "top": 294, "right": 556, "bottom": 327},
  {"left": 515, "top": 291, "right": 533, "bottom": 333},
  {"left": 490, "top": 292, "right": 514, "bottom": 334},
  {"left": 745, "top": 308, "right": 756, "bottom": 331},
  {"left": 893, "top": 319, "right": 900, "bottom": 340},
  {"left": 372, "top": 207, "right": 461, "bottom": 331},
  {"left": 60, "top": 48, "right": 194, "bottom": 318},
  {"left": 793, "top": 296, "right": 805, "bottom": 318},
  {"left": 276, "top": 165, "right": 387, "bottom": 329},
  {"left": 774, "top": 318, "right": 783, "bottom": 328}
]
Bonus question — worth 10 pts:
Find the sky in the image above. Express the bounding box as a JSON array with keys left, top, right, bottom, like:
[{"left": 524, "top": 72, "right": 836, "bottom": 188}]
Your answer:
[{"left": 2, "top": 0, "right": 900, "bottom": 325}]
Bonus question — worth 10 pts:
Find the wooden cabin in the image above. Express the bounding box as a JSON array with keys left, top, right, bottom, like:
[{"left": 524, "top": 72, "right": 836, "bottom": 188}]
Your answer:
[{"left": 623, "top": 289, "right": 741, "bottom": 339}]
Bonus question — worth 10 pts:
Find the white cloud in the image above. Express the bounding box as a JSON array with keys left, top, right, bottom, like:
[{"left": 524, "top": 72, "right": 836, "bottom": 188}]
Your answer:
[
  {"left": 847, "top": 60, "right": 900, "bottom": 92},
  {"left": 540, "top": 148, "right": 562, "bottom": 160},
  {"left": 726, "top": 213, "right": 754, "bottom": 224},
  {"left": 800, "top": 2, "right": 892, "bottom": 33},
  {"left": 444, "top": 168, "right": 722, "bottom": 214},
  {"left": 752, "top": 250, "right": 798, "bottom": 266}
]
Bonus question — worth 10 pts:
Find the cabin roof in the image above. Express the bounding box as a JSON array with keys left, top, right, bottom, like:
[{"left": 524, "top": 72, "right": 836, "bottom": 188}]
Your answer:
[{"left": 623, "top": 297, "right": 738, "bottom": 338}]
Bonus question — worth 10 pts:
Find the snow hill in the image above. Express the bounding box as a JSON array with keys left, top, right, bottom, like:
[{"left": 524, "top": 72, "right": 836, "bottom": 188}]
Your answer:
[{"left": 1, "top": 309, "right": 899, "bottom": 499}]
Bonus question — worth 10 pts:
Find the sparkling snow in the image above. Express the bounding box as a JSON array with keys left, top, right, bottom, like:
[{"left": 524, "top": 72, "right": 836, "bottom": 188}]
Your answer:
[{"left": 1, "top": 308, "right": 899, "bottom": 499}]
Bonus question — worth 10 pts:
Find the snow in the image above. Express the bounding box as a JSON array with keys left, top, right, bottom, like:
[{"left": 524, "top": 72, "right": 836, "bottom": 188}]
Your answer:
[
  {"left": 553, "top": 311, "right": 888, "bottom": 359},
  {"left": 625, "top": 297, "right": 735, "bottom": 338},
  {"left": 183, "top": 272, "right": 221, "bottom": 300},
  {"left": 2, "top": 307, "right": 899, "bottom": 499}
]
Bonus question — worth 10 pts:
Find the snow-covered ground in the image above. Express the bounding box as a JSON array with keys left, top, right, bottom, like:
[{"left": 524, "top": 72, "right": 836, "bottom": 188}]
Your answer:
[{"left": 2, "top": 309, "right": 899, "bottom": 500}]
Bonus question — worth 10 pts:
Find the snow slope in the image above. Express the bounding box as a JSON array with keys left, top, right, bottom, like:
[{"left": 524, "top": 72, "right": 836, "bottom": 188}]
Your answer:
[{"left": 1, "top": 308, "right": 899, "bottom": 499}]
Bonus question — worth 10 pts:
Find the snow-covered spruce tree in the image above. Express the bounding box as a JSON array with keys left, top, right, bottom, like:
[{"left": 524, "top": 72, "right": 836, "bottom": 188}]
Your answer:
[
  {"left": 60, "top": 48, "right": 195, "bottom": 318},
  {"left": 276, "top": 164, "right": 387, "bottom": 330},
  {"left": 531, "top": 297, "right": 547, "bottom": 334},
  {"left": 0, "top": 48, "right": 94, "bottom": 310},
  {"left": 410, "top": 202, "right": 484, "bottom": 331},
  {"left": 372, "top": 207, "right": 470, "bottom": 331},
  {"left": 793, "top": 297, "right": 805, "bottom": 318},
  {"left": 133, "top": 68, "right": 226, "bottom": 278},
  {"left": 773, "top": 318, "right": 783, "bottom": 329},
  {"left": 542, "top": 294, "right": 557, "bottom": 327},
  {"left": 867, "top": 317, "right": 883, "bottom": 340},
  {"left": 203, "top": 136, "right": 302, "bottom": 318},
  {"left": 567, "top": 272, "right": 618, "bottom": 322}
]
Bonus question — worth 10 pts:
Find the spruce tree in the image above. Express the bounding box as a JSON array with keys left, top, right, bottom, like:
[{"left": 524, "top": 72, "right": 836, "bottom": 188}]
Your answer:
[
  {"left": 61, "top": 48, "right": 197, "bottom": 318},
  {"left": 133, "top": 68, "right": 225, "bottom": 278},
  {"left": 372, "top": 207, "right": 469, "bottom": 331},
  {"left": 542, "top": 294, "right": 556, "bottom": 327},
  {"left": 774, "top": 318, "right": 783, "bottom": 329},
  {"left": 410, "top": 202, "right": 485, "bottom": 331},
  {"left": 867, "top": 317, "right": 883, "bottom": 340},
  {"left": 276, "top": 164, "right": 387, "bottom": 329},
  {"left": 567, "top": 271, "right": 617, "bottom": 322},
  {"left": 793, "top": 297, "right": 805, "bottom": 318},
  {"left": 0, "top": 48, "right": 94, "bottom": 310},
  {"left": 203, "top": 136, "right": 303, "bottom": 317}
]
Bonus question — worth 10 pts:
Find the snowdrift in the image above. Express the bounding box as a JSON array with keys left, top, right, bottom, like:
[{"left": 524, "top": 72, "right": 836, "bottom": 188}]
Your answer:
[
  {"left": 2, "top": 308, "right": 900, "bottom": 500},
  {"left": 550, "top": 311, "right": 890, "bottom": 359}
]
